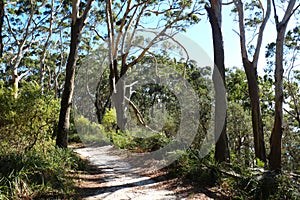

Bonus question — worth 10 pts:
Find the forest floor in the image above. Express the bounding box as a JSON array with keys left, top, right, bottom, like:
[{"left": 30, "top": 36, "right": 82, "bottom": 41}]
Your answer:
[{"left": 71, "top": 144, "right": 226, "bottom": 200}]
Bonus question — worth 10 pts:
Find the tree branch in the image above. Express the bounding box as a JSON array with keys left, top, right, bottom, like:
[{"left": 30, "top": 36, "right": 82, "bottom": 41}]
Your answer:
[
  {"left": 222, "top": 1, "right": 234, "bottom": 5},
  {"left": 72, "top": 0, "right": 79, "bottom": 24},
  {"left": 80, "top": 0, "right": 95, "bottom": 25},
  {"left": 234, "top": 0, "right": 248, "bottom": 60},
  {"left": 252, "top": 0, "right": 271, "bottom": 67},
  {"left": 5, "top": 14, "right": 18, "bottom": 45},
  {"left": 127, "top": 8, "right": 186, "bottom": 70},
  {"left": 19, "top": 69, "right": 31, "bottom": 80},
  {"left": 125, "top": 96, "right": 146, "bottom": 126},
  {"left": 283, "top": 108, "right": 299, "bottom": 121},
  {"left": 93, "top": 29, "right": 106, "bottom": 41},
  {"left": 281, "top": 0, "right": 298, "bottom": 25},
  {"left": 115, "top": 0, "right": 132, "bottom": 58},
  {"left": 272, "top": 0, "right": 279, "bottom": 27}
]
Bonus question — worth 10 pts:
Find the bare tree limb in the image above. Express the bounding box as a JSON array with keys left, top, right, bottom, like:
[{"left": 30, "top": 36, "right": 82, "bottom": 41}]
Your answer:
[
  {"left": 233, "top": 0, "right": 248, "bottom": 60},
  {"left": 252, "top": 0, "right": 271, "bottom": 67},
  {"left": 222, "top": 1, "right": 234, "bottom": 5},
  {"left": 80, "top": 0, "right": 95, "bottom": 25},
  {"left": 125, "top": 97, "right": 146, "bottom": 126},
  {"left": 19, "top": 69, "right": 31, "bottom": 80},
  {"left": 126, "top": 7, "right": 186, "bottom": 70},
  {"left": 93, "top": 29, "right": 106, "bottom": 41},
  {"left": 5, "top": 14, "right": 18, "bottom": 45}
]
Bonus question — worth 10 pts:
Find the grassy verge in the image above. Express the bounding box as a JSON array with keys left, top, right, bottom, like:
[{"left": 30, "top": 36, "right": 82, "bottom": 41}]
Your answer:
[
  {"left": 164, "top": 149, "right": 300, "bottom": 200},
  {"left": 0, "top": 144, "right": 88, "bottom": 199}
]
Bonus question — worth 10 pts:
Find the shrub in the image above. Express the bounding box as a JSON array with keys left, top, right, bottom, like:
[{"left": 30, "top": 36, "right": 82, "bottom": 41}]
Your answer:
[
  {"left": 0, "top": 146, "right": 86, "bottom": 199},
  {"left": 102, "top": 108, "right": 117, "bottom": 131},
  {"left": 0, "top": 81, "right": 60, "bottom": 152},
  {"left": 0, "top": 81, "right": 88, "bottom": 199},
  {"left": 111, "top": 129, "right": 169, "bottom": 152},
  {"left": 75, "top": 115, "right": 110, "bottom": 145}
]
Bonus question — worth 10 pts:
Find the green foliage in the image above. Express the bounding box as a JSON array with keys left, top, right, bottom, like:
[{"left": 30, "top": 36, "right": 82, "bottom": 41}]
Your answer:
[
  {"left": 111, "top": 129, "right": 169, "bottom": 152},
  {"left": 168, "top": 150, "right": 300, "bottom": 200},
  {"left": 256, "top": 158, "right": 265, "bottom": 168},
  {"left": 0, "top": 81, "right": 88, "bottom": 198},
  {"left": 285, "top": 26, "right": 300, "bottom": 49},
  {"left": 0, "top": 147, "right": 85, "bottom": 199},
  {"left": 267, "top": 174, "right": 300, "bottom": 200},
  {"left": 167, "top": 149, "right": 221, "bottom": 187},
  {"left": 0, "top": 81, "right": 60, "bottom": 152},
  {"left": 102, "top": 108, "right": 117, "bottom": 131},
  {"left": 226, "top": 67, "right": 250, "bottom": 108},
  {"left": 75, "top": 115, "right": 110, "bottom": 145},
  {"left": 229, "top": 171, "right": 300, "bottom": 200},
  {"left": 227, "top": 101, "right": 254, "bottom": 166}
]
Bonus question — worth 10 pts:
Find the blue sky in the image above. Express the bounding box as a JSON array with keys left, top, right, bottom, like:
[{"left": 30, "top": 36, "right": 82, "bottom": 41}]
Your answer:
[{"left": 183, "top": 4, "right": 299, "bottom": 75}]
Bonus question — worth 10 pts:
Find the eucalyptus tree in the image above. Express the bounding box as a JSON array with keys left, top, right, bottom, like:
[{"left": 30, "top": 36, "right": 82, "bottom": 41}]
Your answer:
[
  {"left": 2, "top": 0, "right": 55, "bottom": 98},
  {"left": 269, "top": 0, "right": 300, "bottom": 171},
  {"left": 0, "top": 0, "right": 4, "bottom": 58},
  {"left": 56, "top": 0, "right": 95, "bottom": 148},
  {"left": 102, "top": 0, "right": 202, "bottom": 130},
  {"left": 205, "top": 0, "right": 230, "bottom": 163},
  {"left": 233, "top": 0, "right": 271, "bottom": 162}
]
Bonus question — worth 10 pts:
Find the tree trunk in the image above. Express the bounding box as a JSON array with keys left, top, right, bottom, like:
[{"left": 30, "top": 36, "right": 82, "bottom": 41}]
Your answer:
[
  {"left": 12, "top": 71, "right": 19, "bottom": 99},
  {"left": 113, "top": 78, "right": 127, "bottom": 130},
  {"left": 109, "top": 59, "right": 128, "bottom": 130},
  {"left": 0, "top": 0, "right": 4, "bottom": 58},
  {"left": 243, "top": 59, "right": 266, "bottom": 162},
  {"left": 234, "top": 0, "right": 270, "bottom": 163},
  {"left": 56, "top": 21, "right": 81, "bottom": 148},
  {"left": 269, "top": 1, "right": 296, "bottom": 171},
  {"left": 206, "top": 1, "right": 230, "bottom": 163},
  {"left": 56, "top": 0, "right": 94, "bottom": 148},
  {"left": 269, "top": 35, "right": 284, "bottom": 171}
]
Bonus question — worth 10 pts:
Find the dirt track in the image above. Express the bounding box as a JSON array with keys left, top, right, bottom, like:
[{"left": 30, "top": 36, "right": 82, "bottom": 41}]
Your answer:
[{"left": 73, "top": 145, "right": 213, "bottom": 200}]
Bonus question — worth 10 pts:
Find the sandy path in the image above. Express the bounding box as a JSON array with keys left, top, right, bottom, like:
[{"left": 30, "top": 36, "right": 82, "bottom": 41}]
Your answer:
[{"left": 74, "top": 145, "right": 180, "bottom": 200}]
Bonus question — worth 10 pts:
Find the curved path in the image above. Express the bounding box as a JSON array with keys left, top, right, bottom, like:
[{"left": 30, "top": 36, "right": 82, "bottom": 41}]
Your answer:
[
  {"left": 74, "top": 145, "right": 213, "bottom": 200},
  {"left": 74, "top": 145, "right": 178, "bottom": 200}
]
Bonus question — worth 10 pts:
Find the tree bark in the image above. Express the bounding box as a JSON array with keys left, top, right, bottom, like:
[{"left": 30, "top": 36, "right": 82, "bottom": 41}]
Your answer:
[
  {"left": 56, "top": 22, "right": 80, "bottom": 148},
  {"left": 0, "top": 0, "right": 4, "bottom": 58},
  {"left": 113, "top": 78, "right": 127, "bottom": 130},
  {"left": 206, "top": 1, "right": 230, "bottom": 163},
  {"left": 269, "top": 0, "right": 297, "bottom": 171},
  {"left": 56, "top": 0, "right": 94, "bottom": 148},
  {"left": 243, "top": 59, "right": 266, "bottom": 162},
  {"left": 234, "top": 0, "right": 271, "bottom": 162}
]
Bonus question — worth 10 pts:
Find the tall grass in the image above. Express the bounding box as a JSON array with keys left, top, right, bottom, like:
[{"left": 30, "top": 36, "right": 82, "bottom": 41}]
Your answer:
[{"left": 0, "top": 145, "right": 86, "bottom": 199}]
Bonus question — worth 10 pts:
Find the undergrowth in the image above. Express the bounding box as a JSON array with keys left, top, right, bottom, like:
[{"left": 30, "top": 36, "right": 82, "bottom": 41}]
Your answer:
[
  {"left": 70, "top": 106, "right": 300, "bottom": 200},
  {"left": 165, "top": 148, "right": 300, "bottom": 200},
  {"left": 0, "top": 82, "right": 88, "bottom": 199},
  {"left": 0, "top": 145, "right": 87, "bottom": 199},
  {"left": 111, "top": 130, "right": 169, "bottom": 152}
]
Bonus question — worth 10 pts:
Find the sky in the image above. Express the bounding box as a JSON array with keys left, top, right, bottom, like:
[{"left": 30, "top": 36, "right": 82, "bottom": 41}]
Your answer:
[{"left": 183, "top": 3, "right": 299, "bottom": 76}]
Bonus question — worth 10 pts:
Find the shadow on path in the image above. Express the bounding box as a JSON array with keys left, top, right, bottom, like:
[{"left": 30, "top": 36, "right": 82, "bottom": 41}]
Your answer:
[{"left": 73, "top": 145, "right": 224, "bottom": 200}]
